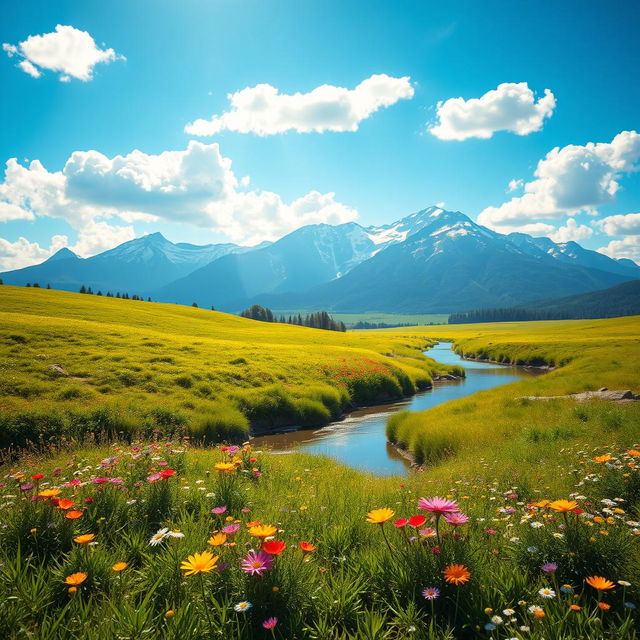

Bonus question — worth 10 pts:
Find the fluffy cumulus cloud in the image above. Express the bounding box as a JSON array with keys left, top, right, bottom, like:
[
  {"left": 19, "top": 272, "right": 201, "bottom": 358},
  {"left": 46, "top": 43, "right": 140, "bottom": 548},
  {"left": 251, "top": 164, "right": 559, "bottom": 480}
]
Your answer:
[
  {"left": 478, "top": 130, "right": 640, "bottom": 233},
  {"left": 549, "top": 218, "right": 594, "bottom": 243},
  {"left": 0, "top": 235, "right": 68, "bottom": 271},
  {"left": 0, "top": 140, "right": 359, "bottom": 267},
  {"left": 596, "top": 212, "right": 640, "bottom": 236},
  {"left": 185, "top": 74, "right": 414, "bottom": 136},
  {"left": 429, "top": 82, "right": 556, "bottom": 141},
  {"left": 3, "top": 25, "right": 123, "bottom": 81},
  {"left": 598, "top": 236, "right": 640, "bottom": 262}
]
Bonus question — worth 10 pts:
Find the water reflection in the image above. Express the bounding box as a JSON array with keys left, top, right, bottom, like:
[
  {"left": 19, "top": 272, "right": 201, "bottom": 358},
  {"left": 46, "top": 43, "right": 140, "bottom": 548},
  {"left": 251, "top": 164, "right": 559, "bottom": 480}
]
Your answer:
[{"left": 251, "top": 342, "right": 537, "bottom": 475}]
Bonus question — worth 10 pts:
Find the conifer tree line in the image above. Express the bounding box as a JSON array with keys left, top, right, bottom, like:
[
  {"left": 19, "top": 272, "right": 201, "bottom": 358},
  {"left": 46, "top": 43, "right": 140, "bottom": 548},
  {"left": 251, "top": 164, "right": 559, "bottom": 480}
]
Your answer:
[
  {"left": 240, "top": 305, "right": 346, "bottom": 332},
  {"left": 77, "top": 285, "right": 151, "bottom": 301}
]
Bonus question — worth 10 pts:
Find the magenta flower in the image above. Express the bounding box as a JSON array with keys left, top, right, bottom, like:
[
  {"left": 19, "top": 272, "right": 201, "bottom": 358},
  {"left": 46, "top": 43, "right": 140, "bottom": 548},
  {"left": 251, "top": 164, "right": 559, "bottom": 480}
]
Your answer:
[
  {"left": 241, "top": 551, "right": 274, "bottom": 576},
  {"left": 444, "top": 512, "right": 469, "bottom": 526},
  {"left": 222, "top": 523, "right": 241, "bottom": 535},
  {"left": 422, "top": 586, "right": 440, "bottom": 600},
  {"left": 262, "top": 617, "right": 278, "bottom": 630},
  {"left": 484, "top": 528, "right": 498, "bottom": 535},
  {"left": 418, "top": 496, "right": 459, "bottom": 514},
  {"left": 541, "top": 562, "right": 558, "bottom": 573},
  {"left": 211, "top": 506, "right": 227, "bottom": 515},
  {"left": 147, "top": 473, "right": 161, "bottom": 483}
]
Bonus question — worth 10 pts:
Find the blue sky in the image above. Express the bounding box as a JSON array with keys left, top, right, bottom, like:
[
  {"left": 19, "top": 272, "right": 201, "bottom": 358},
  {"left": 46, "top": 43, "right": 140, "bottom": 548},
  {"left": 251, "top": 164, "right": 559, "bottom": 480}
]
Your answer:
[{"left": 1, "top": 0, "right": 639, "bottom": 269}]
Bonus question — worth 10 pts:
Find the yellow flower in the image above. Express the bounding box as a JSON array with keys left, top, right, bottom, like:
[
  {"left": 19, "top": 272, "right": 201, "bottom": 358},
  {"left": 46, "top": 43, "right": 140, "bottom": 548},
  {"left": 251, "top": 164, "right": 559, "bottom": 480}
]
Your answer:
[
  {"left": 180, "top": 551, "right": 219, "bottom": 576},
  {"left": 548, "top": 499, "right": 578, "bottom": 512},
  {"left": 208, "top": 533, "right": 227, "bottom": 546},
  {"left": 593, "top": 455, "right": 613, "bottom": 463},
  {"left": 74, "top": 534, "right": 96, "bottom": 545},
  {"left": 366, "top": 508, "right": 395, "bottom": 524},
  {"left": 214, "top": 462, "right": 236, "bottom": 473},
  {"left": 38, "top": 489, "right": 61, "bottom": 498},
  {"left": 112, "top": 562, "right": 128, "bottom": 572},
  {"left": 248, "top": 524, "right": 278, "bottom": 538},
  {"left": 165, "top": 610, "right": 175, "bottom": 618},
  {"left": 65, "top": 572, "right": 88, "bottom": 586}
]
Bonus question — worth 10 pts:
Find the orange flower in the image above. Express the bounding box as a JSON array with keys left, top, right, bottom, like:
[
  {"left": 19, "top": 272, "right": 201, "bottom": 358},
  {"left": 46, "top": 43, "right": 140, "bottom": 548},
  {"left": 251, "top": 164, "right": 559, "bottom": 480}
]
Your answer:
[
  {"left": 65, "top": 510, "right": 83, "bottom": 520},
  {"left": 73, "top": 534, "right": 96, "bottom": 545},
  {"left": 65, "top": 572, "right": 88, "bottom": 586},
  {"left": 38, "top": 489, "right": 61, "bottom": 498},
  {"left": 548, "top": 499, "right": 578, "bottom": 512},
  {"left": 570, "top": 604, "right": 581, "bottom": 611},
  {"left": 598, "top": 602, "right": 611, "bottom": 611},
  {"left": 57, "top": 499, "right": 75, "bottom": 510},
  {"left": 248, "top": 524, "right": 278, "bottom": 538},
  {"left": 262, "top": 540, "right": 286, "bottom": 555},
  {"left": 112, "top": 562, "right": 128, "bottom": 572},
  {"left": 299, "top": 541, "right": 316, "bottom": 553},
  {"left": 533, "top": 500, "right": 550, "bottom": 508},
  {"left": 593, "top": 455, "right": 613, "bottom": 463},
  {"left": 207, "top": 533, "right": 227, "bottom": 547},
  {"left": 443, "top": 564, "right": 470, "bottom": 586},
  {"left": 586, "top": 576, "right": 615, "bottom": 591},
  {"left": 534, "top": 609, "right": 545, "bottom": 618},
  {"left": 626, "top": 449, "right": 640, "bottom": 456}
]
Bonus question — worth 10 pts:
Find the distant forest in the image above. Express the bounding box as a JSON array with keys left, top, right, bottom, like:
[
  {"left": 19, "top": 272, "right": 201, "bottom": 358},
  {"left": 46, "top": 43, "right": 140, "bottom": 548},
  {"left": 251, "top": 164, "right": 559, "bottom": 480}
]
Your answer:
[
  {"left": 240, "top": 305, "right": 346, "bottom": 332},
  {"left": 449, "top": 280, "right": 640, "bottom": 324}
]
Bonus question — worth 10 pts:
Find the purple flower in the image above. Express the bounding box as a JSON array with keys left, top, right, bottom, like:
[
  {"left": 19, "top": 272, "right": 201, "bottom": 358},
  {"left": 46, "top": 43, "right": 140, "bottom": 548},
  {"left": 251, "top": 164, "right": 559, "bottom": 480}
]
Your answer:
[
  {"left": 20, "top": 483, "right": 35, "bottom": 492},
  {"left": 541, "top": 562, "right": 558, "bottom": 573},
  {"left": 241, "top": 551, "right": 273, "bottom": 576},
  {"left": 211, "top": 506, "right": 227, "bottom": 515},
  {"left": 262, "top": 617, "right": 278, "bottom": 630},
  {"left": 422, "top": 586, "right": 440, "bottom": 600}
]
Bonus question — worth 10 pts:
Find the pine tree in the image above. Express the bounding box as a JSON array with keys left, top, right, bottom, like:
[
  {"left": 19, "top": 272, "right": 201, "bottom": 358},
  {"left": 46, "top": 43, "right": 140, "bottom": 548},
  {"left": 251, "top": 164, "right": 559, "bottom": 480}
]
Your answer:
[
  {"left": 33, "top": 283, "right": 40, "bottom": 288},
  {"left": 47, "top": 283, "right": 51, "bottom": 289},
  {"left": 97, "top": 290, "right": 102, "bottom": 296},
  {"left": 87, "top": 287, "right": 93, "bottom": 295},
  {"left": 192, "top": 302, "right": 198, "bottom": 308},
  {"left": 25, "top": 283, "right": 31, "bottom": 287},
  {"left": 80, "top": 285, "right": 86, "bottom": 294}
]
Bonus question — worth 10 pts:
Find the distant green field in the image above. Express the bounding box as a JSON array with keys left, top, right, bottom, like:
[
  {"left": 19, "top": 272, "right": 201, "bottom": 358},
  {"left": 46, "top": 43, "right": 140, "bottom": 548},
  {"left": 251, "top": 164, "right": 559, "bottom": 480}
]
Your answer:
[{"left": 273, "top": 311, "right": 449, "bottom": 327}]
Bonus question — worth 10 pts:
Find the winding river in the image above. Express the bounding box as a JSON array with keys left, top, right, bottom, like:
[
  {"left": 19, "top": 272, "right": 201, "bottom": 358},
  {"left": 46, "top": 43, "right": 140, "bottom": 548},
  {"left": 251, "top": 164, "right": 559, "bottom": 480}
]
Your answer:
[{"left": 251, "top": 342, "right": 538, "bottom": 475}]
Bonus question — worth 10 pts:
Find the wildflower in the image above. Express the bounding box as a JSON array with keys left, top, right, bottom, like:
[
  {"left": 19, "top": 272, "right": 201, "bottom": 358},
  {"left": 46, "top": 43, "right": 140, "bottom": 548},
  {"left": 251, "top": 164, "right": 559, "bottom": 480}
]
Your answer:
[
  {"left": 624, "top": 602, "right": 637, "bottom": 609},
  {"left": 149, "top": 528, "right": 170, "bottom": 546},
  {"left": 586, "top": 576, "right": 616, "bottom": 591},
  {"left": 393, "top": 518, "right": 409, "bottom": 528},
  {"left": 570, "top": 604, "right": 581, "bottom": 611},
  {"left": 528, "top": 605, "right": 545, "bottom": 618},
  {"left": 418, "top": 496, "right": 459, "bottom": 514},
  {"left": 160, "top": 469, "right": 176, "bottom": 478},
  {"left": 74, "top": 534, "right": 96, "bottom": 545},
  {"left": 234, "top": 601, "right": 252, "bottom": 612},
  {"left": 443, "top": 563, "right": 470, "bottom": 586},
  {"left": 593, "top": 455, "right": 613, "bottom": 463},
  {"left": 262, "top": 540, "right": 286, "bottom": 555},
  {"left": 598, "top": 602, "right": 611, "bottom": 611},
  {"left": 167, "top": 530, "right": 184, "bottom": 539},
  {"left": 541, "top": 562, "right": 557, "bottom": 573},
  {"left": 538, "top": 587, "right": 556, "bottom": 599},
  {"left": 549, "top": 500, "right": 578, "bottom": 512},
  {"left": 57, "top": 499, "right": 75, "bottom": 510},
  {"left": 165, "top": 610, "right": 175, "bottom": 618},
  {"left": 299, "top": 541, "right": 316, "bottom": 553},
  {"left": 485, "top": 528, "right": 497, "bottom": 535},
  {"left": 208, "top": 533, "right": 227, "bottom": 547},
  {"left": 241, "top": 551, "right": 273, "bottom": 576},
  {"left": 112, "top": 562, "right": 127, "bottom": 572},
  {"left": 180, "top": 551, "right": 219, "bottom": 576},
  {"left": 560, "top": 584, "right": 574, "bottom": 594},
  {"left": 490, "top": 615, "right": 504, "bottom": 625},
  {"left": 65, "top": 572, "right": 88, "bottom": 586},
  {"left": 211, "top": 506, "right": 227, "bottom": 515},
  {"left": 262, "top": 617, "right": 278, "bottom": 630},
  {"left": 38, "top": 489, "right": 61, "bottom": 498},
  {"left": 444, "top": 512, "right": 469, "bottom": 526},
  {"left": 31, "top": 474, "right": 44, "bottom": 480},
  {"left": 215, "top": 462, "right": 236, "bottom": 473},
  {"left": 408, "top": 515, "right": 427, "bottom": 528},
  {"left": 618, "top": 580, "right": 632, "bottom": 587},
  {"left": 365, "top": 508, "right": 395, "bottom": 524},
  {"left": 422, "top": 586, "right": 440, "bottom": 600},
  {"left": 419, "top": 527, "right": 437, "bottom": 538},
  {"left": 222, "top": 523, "right": 241, "bottom": 535},
  {"left": 249, "top": 524, "right": 278, "bottom": 538},
  {"left": 503, "top": 608, "right": 515, "bottom": 616},
  {"left": 530, "top": 522, "right": 543, "bottom": 529},
  {"left": 65, "top": 510, "right": 83, "bottom": 520}
]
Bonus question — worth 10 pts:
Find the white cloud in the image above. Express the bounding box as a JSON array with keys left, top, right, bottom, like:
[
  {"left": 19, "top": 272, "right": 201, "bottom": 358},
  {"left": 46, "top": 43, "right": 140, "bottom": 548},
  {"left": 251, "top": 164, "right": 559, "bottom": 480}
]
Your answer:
[
  {"left": 185, "top": 74, "right": 414, "bottom": 136},
  {"left": 478, "top": 130, "right": 640, "bottom": 233},
  {"left": 429, "top": 82, "right": 556, "bottom": 141},
  {"left": 549, "top": 218, "right": 593, "bottom": 243},
  {"left": 0, "top": 141, "right": 358, "bottom": 247},
  {"left": 598, "top": 236, "right": 640, "bottom": 262},
  {"left": 3, "top": 25, "right": 123, "bottom": 81},
  {"left": 498, "top": 222, "right": 557, "bottom": 236},
  {"left": 507, "top": 178, "right": 523, "bottom": 192},
  {"left": 596, "top": 212, "right": 640, "bottom": 236},
  {"left": 0, "top": 234, "right": 67, "bottom": 271}
]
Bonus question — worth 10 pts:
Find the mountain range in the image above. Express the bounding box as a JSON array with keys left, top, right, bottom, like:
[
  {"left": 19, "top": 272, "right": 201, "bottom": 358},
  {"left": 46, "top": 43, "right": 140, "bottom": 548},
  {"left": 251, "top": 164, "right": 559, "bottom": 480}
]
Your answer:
[{"left": 2, "top": 206, "right": 638, "bottom": 313}]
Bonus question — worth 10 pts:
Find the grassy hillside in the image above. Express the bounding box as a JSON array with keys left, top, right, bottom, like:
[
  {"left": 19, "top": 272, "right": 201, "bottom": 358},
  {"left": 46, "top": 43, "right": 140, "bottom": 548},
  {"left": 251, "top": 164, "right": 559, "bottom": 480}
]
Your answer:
[
  {"left": 0, "top": 286, "right": 459, "bottom": 452},
  {"left": 383, "top": 317, "right": 640, "bottom": 474}
]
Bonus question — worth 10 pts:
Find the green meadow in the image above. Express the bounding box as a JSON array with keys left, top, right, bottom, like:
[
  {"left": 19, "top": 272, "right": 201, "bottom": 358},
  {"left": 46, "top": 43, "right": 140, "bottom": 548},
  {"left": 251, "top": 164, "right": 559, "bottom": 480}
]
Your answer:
[
  {"left": 1, "top": 288, "right": 639, "bottom": 639},
  {"left": 0, "top": 286, "right": 457, "bottom": 452}
]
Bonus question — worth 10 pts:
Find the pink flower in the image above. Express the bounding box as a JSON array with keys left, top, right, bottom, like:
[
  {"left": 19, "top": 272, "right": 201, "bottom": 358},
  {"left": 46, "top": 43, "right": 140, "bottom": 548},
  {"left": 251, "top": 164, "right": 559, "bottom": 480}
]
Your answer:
[
  {"left": 241, "top": 551, "right": 273, "bottom": 576},
  {"left": 484, "top": 528, "right": 498, "bottom": 535},
  {"left": 147, "top": 473, "right": 161, "bottom": 483},
  {"left": 211, "top": 506, "right": 227, "bottom": 515},
  {"left": 419, "top": 527, "right": 437, "bottom": 538},
  {"left": 444, "top": 512, "right": 469, "bottom": 526},
  {"left": 262, "top": 617, "right": 278, "bottom": 630},
  {"left": 418, "top": 496, "right": 459, "bottom": 515},
  {"left": 393, "top": 518, "right": 409, "bottom": 528},
  {"left": 222, "top": 523, "right": 241, "bottom": 535}
]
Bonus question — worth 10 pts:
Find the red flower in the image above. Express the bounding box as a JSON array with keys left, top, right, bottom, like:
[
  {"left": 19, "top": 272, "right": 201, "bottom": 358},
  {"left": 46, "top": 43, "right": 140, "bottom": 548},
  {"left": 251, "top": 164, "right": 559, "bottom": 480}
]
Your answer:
[
  {"left": 160, "top": 469, "right": 176, "bottom": 478},
  {"left": 409, "top": 515, "right": 427, "bottom": 528},
  {"left": 31, "top": 474, "right": 44, "bottom": 480},
  {"left": 262, "top": 540, "right": 286, "bottom": 555},
  {"left": 84, "top": 497, "right": 94, "bottom": 504},
  {"left": 299, "top": 541, "right": 316, "bottom": 553},
  {"left": 393, "top": 518, "right": 409, "bottom": 528}
]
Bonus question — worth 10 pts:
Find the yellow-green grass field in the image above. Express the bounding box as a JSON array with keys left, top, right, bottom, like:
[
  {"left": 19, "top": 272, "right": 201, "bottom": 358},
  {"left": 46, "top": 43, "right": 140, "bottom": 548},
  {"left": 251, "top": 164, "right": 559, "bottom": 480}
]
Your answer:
[
  {"left": 382, "top": 317, "right": 640, "bottom": 480},
  {"left": 0, "top": 286, "right": 460, "bottom": 452}
]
